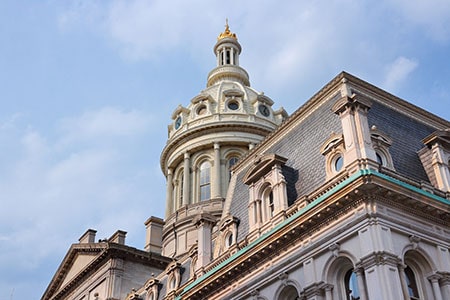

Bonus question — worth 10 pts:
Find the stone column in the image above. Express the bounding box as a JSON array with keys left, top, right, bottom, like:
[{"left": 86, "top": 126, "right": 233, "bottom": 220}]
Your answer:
[
  {"left": 230, "top": 47, "right": 234, "bottom": 65},
  {"left": 222, "top": 48, "right": 226, "bottom": 66},
  {"left": 429, "top": 275, "right": 443, "bottom": 300},
  {"left": 182, "top": 152, "right": 190, "bottom": 206},
  {"left": 165, "top": 168, "right": 173, "bottom": 218},
  {"left": 213, "top": 143, "right": 221, "bottom": 199}
]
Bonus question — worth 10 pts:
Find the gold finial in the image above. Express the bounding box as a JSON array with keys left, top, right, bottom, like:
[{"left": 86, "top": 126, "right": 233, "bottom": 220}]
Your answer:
[{"left": 218, "top": 18, "right": 237, "bottom": 40}]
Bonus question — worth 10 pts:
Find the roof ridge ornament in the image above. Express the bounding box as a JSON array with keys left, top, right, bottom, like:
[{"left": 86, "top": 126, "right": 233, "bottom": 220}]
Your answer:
[{"left": 218, "top": 18, "right": 237, "bottom": 40}]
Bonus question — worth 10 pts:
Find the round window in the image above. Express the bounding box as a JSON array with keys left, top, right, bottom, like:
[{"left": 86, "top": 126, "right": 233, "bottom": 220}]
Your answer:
[
  {"left": 174, "top": 116, "right": 182, "bottom": 129},
  {"left": 258, "top": 104, "right": 270, "bottom": 117},
  {"left": 227, "top": 101, "right": 239, "bottom": 110},
  {"left": 334, "top": 155, "right": 343, "bottom": 172}
]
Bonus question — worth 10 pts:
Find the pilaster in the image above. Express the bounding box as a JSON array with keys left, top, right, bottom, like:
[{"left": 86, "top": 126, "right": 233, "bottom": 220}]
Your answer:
[
  {"left": 359, "top": 252, "right": 404, "bottom": 300},
  {"left": 194, "top": 213, "right": 216, "bottom": 271},
  {"left": 332, "top": 93, "right": 378, "bottom": 173}
]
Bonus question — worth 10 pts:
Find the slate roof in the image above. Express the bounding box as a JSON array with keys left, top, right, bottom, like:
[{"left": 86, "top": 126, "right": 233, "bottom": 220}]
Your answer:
[{"left": 226, "top": 71, "right": 449, "bottom": 244}]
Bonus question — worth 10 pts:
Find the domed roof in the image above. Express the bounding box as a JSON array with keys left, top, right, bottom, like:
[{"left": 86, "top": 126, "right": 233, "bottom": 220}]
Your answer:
[{"left": 160, "top": 23, "right": 287, "bottom": 174}]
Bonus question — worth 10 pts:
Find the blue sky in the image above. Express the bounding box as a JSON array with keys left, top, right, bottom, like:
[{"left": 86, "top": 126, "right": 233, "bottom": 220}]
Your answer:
[{"left": 0, "top": 1, "right": 449, "bottom": 299}]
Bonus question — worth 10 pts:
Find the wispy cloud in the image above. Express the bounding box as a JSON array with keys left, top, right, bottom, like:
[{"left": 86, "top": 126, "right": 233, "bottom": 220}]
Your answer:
[{"left": 0, "top": 106, "right": 165, "bottom": 291}]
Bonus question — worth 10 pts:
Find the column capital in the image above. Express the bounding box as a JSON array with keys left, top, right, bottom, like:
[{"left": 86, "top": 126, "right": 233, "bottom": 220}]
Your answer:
[
  {"left": 332, "top": 93, "right": 372, "bottom": 115},
  {"left": 193, "top": 213, "right": 216, "bottom": 227},
  {"left": 428, "top": 273, "right": 443, "bottom": 283}
]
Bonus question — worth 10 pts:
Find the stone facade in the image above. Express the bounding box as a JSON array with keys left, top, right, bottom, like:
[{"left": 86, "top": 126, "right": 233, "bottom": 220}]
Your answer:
[{"left": 43, "top": 24, "right": 450, "bottom": 300}]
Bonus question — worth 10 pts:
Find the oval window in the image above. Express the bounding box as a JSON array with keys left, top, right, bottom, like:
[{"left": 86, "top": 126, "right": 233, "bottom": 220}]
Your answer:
[
  {"left": 334, "top": 155, "right": 343, "bottom": 172},
  {"left": 227, "top": 101, "right": 239, "bottom": 110}
]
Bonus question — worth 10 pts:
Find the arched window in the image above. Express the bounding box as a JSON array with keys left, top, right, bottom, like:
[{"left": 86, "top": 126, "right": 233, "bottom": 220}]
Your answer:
[
  {"left": 404, "top": 266, "right": 420, "bottom": 299},
  {"left": 262, "top": 185, "right": 274, "bottom": 221},
  {"left": 199, "top": 161, "right": 211, "bottom": 201},
  {"left": 376, "top": 152, "right": 383, "bottom": 165},
  {"left": 227, "top": 156, "right": 239, "bottom": 181},
  {"left": 278, "top": 285, "right": 299, "bottom": 300},
  {"left": 268, "top": 190, "right": 274, "bottom": 218},
  {"left": 225, "top": 231, "right": 233, "bottom": 248},
  {"left": 344, "top": 270, "right": 360, "bottom": 300}
]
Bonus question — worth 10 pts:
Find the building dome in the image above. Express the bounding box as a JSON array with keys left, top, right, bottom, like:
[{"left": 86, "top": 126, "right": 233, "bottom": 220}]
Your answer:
[{"left": 160, "top": 23, "right": 287, "bottom": 258}]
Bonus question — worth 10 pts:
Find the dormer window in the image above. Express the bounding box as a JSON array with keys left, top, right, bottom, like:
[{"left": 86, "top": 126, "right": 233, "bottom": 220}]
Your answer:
[
  {"left": 244, "top": 154, "right": 289, "bottom": 238},
  {"left": 419, "top": 129, "right": 450, "bottom": 192},
  {"left": 165, "top": 261, "right": 181, "bottom": 296},
  {"left": 218, "top": 215, "right": 239, "bottom": 255},
  {"left": 321, "top": 133, "right": 346, "bottom": 178},
  {"left": 370, "top": 126, "right": 394, "bottom": 169}
]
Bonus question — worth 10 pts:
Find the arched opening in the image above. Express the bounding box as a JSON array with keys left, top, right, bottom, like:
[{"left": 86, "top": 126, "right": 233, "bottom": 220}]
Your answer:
[
  {"left": 402, "top": 249, "right": 434, "bottom": 300},
  {"left": 227, "top": 156, "right": 239, "bottom": 182},
  {"left": 278, "top": 285, "right": 299, "bottom": 300}
]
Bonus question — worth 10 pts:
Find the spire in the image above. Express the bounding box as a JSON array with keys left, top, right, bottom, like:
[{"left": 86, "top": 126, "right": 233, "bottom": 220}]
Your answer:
[{"left": 218, "top": 19, "right": 237, "bottom": 40}]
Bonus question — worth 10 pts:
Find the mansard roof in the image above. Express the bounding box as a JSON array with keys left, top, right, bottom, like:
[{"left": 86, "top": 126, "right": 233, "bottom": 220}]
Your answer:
[{"left": 224, "top": 70, "right": 450, "bottom": 245}]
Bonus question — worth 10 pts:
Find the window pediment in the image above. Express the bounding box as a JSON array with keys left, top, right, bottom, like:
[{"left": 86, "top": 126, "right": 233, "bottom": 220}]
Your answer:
[
  {"left": 191, "top": 93, "right": 214, "bottom": 105},
  {"left": 223, "top": 89, "right": 244, "bottom": 98},
  {"left": 243, "top": 154, "right": 288, "bottom": 185},
  {"left": 320, "top": 133, "right": 344, "bottom": 156}
]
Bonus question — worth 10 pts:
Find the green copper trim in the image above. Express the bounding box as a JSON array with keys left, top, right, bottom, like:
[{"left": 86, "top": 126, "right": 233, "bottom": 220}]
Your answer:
[
  {"left": 176, "top": 169, "right": 448, "bottom": 299},
  {"left": 368, "top": 169, "right": 450, "bottom": 205}
]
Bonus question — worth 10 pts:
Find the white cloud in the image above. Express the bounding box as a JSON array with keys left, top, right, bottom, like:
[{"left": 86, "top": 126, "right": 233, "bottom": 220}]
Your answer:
[
  {"left": 383, "top": 56, "right": 418, "bottom": 91},
  {"left": 388, "top": 0, "right": 450, "bottom": 42},
  {"left": 0, "top": 106, "right": 165, "bottom": 290}
]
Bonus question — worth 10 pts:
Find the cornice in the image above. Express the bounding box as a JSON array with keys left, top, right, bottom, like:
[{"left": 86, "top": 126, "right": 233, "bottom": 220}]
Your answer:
[
  {"left": 160, "top": 122, "right": 273, "bottom": 173},
  {"left": 175, "top": 169, "right": 449, "bottom": 299},
  {"left": 342, "top": 72, "right": 449, "bottom": 129}
]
